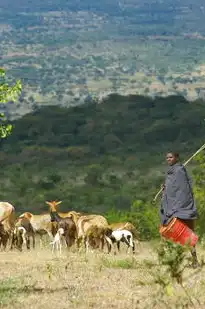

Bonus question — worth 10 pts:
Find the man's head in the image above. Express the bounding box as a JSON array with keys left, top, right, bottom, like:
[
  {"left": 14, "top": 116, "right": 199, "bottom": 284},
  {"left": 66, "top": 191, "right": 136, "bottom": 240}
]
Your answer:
[{"left": 166, "top": 152, "right": 179, "bottom": 166}]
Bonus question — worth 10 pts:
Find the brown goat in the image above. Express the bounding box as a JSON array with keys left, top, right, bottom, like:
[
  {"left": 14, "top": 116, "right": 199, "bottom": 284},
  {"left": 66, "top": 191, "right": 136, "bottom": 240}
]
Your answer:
[
  {"left": 85, "top": 225, "right": 113, "bottom": 252},
  {"left": 46, "top": 201, "right": 77, "bottom": 249},
  {"left": 11, "top": 217, "right": 35, "bottom": 251},
  {"left": 0, "top": 202, "right": 16, "bottom": 250}
]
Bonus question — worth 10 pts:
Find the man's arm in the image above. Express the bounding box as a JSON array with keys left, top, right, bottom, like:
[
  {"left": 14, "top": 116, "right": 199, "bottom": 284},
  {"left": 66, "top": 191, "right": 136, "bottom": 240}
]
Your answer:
[{"left": 172, "top": 166, "right": 193, "bottom": 210}]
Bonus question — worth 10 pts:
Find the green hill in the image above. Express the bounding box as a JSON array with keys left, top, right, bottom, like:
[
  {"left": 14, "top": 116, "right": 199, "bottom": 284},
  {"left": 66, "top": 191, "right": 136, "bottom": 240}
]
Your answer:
[{"left": 0, "top": 94, "right": 205, "bottom": 218}]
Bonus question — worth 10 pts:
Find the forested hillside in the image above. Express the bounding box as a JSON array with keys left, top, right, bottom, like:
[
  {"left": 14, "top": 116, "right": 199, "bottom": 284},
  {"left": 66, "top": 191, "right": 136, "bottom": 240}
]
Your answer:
[
  {"left": 2, "top": 94, "right": 205, "bottom": 157},
  {"left": 1, "top": 94, "right": 205, "bottom": 239}
]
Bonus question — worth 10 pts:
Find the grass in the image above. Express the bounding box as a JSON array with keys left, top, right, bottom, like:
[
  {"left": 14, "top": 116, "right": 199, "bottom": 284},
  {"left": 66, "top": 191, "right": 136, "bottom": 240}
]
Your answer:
[
  {"left": 101, "top": 256, "right": 139, "bottom": 269},
  {"left": 0, "top": 241, "right": 205, "bottom": 309},
  {"left": 0, "top": 277, "right": 23, "bottom": 306}
]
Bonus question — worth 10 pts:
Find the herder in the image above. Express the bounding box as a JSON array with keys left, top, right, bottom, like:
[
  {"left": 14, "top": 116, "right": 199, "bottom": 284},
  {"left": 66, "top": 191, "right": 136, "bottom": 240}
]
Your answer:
[{"left": 160, "top": 152, "right": 200, "bottom": 268}]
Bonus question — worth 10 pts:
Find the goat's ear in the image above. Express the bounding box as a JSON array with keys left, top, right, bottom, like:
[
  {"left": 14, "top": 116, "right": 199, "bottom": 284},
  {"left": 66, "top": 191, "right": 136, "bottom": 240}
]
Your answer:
[
  {"left": 20, "top": 212, "right": 32, "bottom": 220},
  {"left": 45, "top": 201, "right": 52, "bottom": 206},
  {"left": 56, "top": 201, "right": 62, "bottom": 205},
  {"left": 27, "top": 212, "right": 33, "bottom": 219}
]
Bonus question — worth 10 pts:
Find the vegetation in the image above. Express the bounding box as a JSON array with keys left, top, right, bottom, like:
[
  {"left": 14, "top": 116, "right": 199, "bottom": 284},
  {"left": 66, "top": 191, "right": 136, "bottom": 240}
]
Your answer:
[
  {"left": 1, "top": 1, "right": 205, "bottom": 118},
  {"left": 0, "top": 69, "right": 22, "bottom": 137},
  {"left": 1, "top": 244, "right": 205, "bottom": 309},
  {"left": 1, "top": 94, "right": 205, "bottom": 239},
  {"left": 148, "top": 240, "right": 204, "bottom": 308}
]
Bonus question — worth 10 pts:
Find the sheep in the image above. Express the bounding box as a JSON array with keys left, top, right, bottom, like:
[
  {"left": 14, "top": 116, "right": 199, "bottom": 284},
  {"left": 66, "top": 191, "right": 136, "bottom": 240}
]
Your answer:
[
  {"left": 50, "top": 228, "right": 64, "bottom": 255},
  {"left": 108, "top": 229, "right": 135, "bottom": 254}
]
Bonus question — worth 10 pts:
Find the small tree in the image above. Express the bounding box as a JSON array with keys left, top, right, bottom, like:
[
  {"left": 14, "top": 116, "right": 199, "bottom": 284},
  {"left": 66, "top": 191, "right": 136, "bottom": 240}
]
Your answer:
[
  {"left": 0, "top": 68, "right": 22, "bottom": 138},
  {"left": 192, "top": 152, "right": 205, "bottom": 236},
  {"left": 84, "top": 164, "right": 104, "bottom": 185}
]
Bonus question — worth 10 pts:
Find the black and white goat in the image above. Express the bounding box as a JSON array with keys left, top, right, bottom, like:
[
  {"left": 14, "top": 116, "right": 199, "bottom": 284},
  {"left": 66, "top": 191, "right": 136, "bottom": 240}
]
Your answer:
[{"left": 107, "top": 229, "right": 135, "bottom": 254}]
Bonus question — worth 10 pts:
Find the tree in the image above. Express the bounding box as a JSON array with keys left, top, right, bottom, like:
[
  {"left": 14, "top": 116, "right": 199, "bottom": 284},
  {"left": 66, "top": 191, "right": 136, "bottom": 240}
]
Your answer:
[
  {"left": 129, "top": 199, "right": 159, "bottom": 240},
  {"left": 84, "top": 164, "right": 104, "bottom": 185},
  {"left": 0, "top": 68, "right": 22, "bottom": 138},
  {"left": 192, "top": 152, "right": 205, "bottom": 236}
]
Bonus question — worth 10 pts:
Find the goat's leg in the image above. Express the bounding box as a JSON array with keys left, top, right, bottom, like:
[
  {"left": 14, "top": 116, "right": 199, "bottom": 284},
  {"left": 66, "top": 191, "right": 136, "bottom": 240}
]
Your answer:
[
  {"left": 59, "top": 241, "right": 62, "bottom": 255},
  {"left": 107, "top": 242, "right": 112, "bottom": 254},
  {"left": 32, "top": 234, "right": 35, "bottom": 249},
  {"left": 76, "top": 237, "right": 81, "bottom": 249},
  {"left": 58, "top": 241, "right": 61, "bottom": 254},
  {"left": 134, "top": 239, "right": 140, "bottom": 252},
  {"left": 132, "top": 241, "right": 135, "bottom": 254},
  {"left": 10, "top": 233, "right": 15, "bottom": 251},
  {"left": 104, "top": 236, "right": 112, "bottom": 254},
  {"left": 63, "top": 236, "right": 67, "bottom": 247},
  {"left": 83, "top": 236, "right": 87, "bottom": 250},
  {"left": 117, "top": 241, "right": 120, "bottom": 253},
  {"left": 26, "top": 236, "right": 30, "bottom": 250},
  {"left": 2, "top": 233, "right": 9, "bottom": 251},
  {"left": 17, "top": 233, "right": 23, "bottom": 252},
  {"left": 66, "top": 233, "right": 74, "bottom": 249},
  {"left": 39, "top": 235, "right": 43, "bottom": 249},
  {"left": 47, "top": 231, "right": 54, "bottom": 241},
  {"left": 52, "top": 243, "right": 55, "bottom": 254},
  {"left": 101, "top": 237, "right": 104, "bottom": 251},
  {"left": 127, "top": 244, "right": 130, "bottom": 254},
  {"left": 85, "top": 237, "right": 90, "bottom": 253},
  {"left": 8, "top": 231, "right": 14, "bottom": 250}
]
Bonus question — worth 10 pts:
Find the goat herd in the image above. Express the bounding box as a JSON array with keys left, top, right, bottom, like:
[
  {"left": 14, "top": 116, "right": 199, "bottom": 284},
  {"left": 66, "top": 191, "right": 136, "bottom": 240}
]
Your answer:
[{"left": 0, "top": 200, "right": 140, "bottom": 255}]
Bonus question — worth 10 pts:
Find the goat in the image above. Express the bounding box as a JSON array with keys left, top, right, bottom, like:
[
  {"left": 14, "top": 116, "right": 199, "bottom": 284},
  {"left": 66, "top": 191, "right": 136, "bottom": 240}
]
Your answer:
[
  {"left": 11, "top": 217, "right": 35, "bottom": 251},
  {"left": 109, "top": 222, "right": 140, "bottom": 240},
  {"left": 108, "top": 229, "right": 135, "bottom": 254},
  {"left": 18, "top": 212, "right": 54, "bottom": 247},
  {"left": 0, "top": 202, "right": 16, "bottom": 250},
  {"left": 50, "top": 228, "right": 64, "bottom": 255},
  {"left": 11, "top": 226, "right": 27, "bottom": 251},
  {"left": 74, "top": 213, "right": 109, "bottom": 250},
  {"left": 85, "top": 225, "right": 112, "bottom": 253},
  {"left": 46, "top": 201, "right": 77, "bottom": 249}
]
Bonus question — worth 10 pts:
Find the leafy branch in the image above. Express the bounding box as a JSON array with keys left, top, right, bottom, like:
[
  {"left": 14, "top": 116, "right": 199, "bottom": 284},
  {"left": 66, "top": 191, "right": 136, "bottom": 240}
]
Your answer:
[{"left": 0, "top": 68, "right": 22, "bottom": 138}]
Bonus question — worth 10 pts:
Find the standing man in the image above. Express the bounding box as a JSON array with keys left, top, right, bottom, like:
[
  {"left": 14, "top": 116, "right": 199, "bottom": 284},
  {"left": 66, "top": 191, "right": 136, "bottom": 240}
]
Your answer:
[{"left": 160, "top": 151, "right": 200, "bottom": 268}]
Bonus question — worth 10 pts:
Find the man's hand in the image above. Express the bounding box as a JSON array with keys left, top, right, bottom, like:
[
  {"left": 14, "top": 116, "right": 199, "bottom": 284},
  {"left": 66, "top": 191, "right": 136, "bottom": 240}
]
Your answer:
[{"left": 161, "top": 184, "right": 165, "bottom": 191}]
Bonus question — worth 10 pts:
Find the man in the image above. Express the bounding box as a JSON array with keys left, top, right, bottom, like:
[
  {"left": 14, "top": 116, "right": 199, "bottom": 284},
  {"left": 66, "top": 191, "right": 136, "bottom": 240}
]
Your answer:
[{"left": 160, "top": 151, "right": 200, "bottom": 268}]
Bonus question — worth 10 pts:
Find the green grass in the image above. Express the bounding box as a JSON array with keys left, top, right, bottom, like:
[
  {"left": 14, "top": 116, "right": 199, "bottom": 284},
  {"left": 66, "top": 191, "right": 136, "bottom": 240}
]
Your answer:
[
  {"left": 0, "top": 277, "right": 22, "bottom": 306},
  {"left": 101, "top": 256, "right": 139, "bottom": 269}
]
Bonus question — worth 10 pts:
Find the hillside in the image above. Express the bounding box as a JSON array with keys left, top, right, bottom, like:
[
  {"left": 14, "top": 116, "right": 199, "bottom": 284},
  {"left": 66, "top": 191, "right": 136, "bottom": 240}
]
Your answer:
[
  {"left": 2, "top": 94, "right": 205, "bottom": 157},
  {"left": 1, "top": 0, "right": 205, "bottom": 118},
  {"left": 0, "top": 94, "right": 205, "bottom": 225}
]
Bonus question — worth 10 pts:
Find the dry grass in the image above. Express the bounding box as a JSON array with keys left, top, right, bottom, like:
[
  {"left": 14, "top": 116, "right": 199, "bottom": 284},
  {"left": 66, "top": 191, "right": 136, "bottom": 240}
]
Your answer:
[{"left": 0, "top": 241, "right": 205, "bottom": 309}]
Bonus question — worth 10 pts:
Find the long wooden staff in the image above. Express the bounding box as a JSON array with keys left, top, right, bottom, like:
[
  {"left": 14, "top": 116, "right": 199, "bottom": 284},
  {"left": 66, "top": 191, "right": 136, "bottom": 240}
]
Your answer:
[{"left": 153, "top": 143, "right": 205, "bottom": 203}]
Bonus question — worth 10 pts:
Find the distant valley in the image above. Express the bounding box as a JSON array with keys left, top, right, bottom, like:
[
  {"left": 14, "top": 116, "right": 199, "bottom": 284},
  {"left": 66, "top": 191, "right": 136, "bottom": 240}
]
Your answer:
[{"left": 1, "top": 0, "right": 205, "bottom": 118}]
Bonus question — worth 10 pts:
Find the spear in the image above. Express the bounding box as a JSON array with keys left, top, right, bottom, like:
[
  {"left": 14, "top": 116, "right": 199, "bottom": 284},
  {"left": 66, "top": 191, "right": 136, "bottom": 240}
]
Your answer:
[{"left": 153, "top": 143, "right": 205, "bottom": 203}]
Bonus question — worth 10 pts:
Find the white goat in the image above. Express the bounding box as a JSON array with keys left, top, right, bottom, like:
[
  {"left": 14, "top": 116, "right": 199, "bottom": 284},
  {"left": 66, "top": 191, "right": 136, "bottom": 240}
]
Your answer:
[
  {"left": 109, "top": 229, "right": 135, "bottom": 254},
  {"left": 50, "top": 228, "right": 64, "bottom": 255}
]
